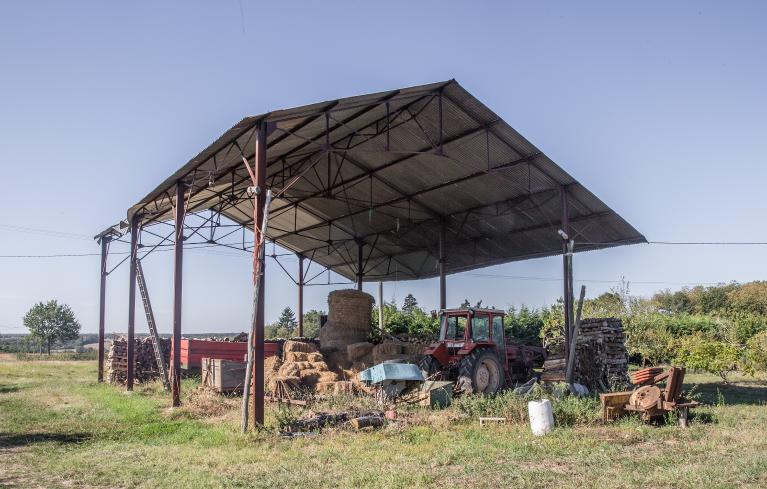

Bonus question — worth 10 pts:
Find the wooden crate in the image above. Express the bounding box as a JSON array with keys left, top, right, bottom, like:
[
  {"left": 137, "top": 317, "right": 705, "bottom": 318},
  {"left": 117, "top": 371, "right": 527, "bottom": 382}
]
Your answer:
[{"left": 201, "top": 358, "right": 247, "bottom": 393}]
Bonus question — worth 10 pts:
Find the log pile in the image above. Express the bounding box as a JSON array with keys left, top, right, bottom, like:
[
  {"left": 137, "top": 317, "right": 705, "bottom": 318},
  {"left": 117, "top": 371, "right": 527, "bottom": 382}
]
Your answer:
[
  {"left": 107, "top": 336, "right": 170, "bottom": 384},
  {"left": 573, "top": 318, "right": 629, "bottom": 391}
]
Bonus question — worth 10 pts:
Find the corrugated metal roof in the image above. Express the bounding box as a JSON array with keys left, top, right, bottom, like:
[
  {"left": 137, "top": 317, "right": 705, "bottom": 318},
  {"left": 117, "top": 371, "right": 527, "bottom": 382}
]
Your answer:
[{"left": 121, "top": 80, "right": 645, "bottom": 282}]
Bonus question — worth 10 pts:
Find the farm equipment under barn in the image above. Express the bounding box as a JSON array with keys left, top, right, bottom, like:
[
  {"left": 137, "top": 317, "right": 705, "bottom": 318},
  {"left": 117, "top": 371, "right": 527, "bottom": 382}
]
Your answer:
[{"left": 419, "top": 308, "right": 545, "bottom": 395}]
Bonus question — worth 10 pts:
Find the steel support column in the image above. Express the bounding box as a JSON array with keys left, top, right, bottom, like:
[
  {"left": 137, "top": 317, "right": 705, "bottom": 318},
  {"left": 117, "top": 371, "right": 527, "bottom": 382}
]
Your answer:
[
  {"left": 251, "top": 122, "right": 268, "bottom": 427},
  {"left": 297, "top": 253, "right": 304, "bottom": 337},
  {"left": 126, "top": 217, "right": 138, "bottom": 391},
  {"left": 356, "top": 240, "right": 364, "bottom": 291},
  {"left": 171, "top": 182, "right": 184, "bottom": 407},
  {"left": 438, "top": 223, "right": 447, "bottom": 309},
  {"left": 378, "top": 281, "right": 384, "bottom": 331},
  {"left": 97, "top": 236, "right": 110, "bottom": 383},
  {"left": 560, "top": 187, "right": 573, "bottom": 362}
]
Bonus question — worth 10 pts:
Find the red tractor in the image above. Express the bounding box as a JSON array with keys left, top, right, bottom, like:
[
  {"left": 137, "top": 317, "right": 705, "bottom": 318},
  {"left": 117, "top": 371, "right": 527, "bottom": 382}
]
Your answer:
[{"left": 419, "top": 307, "right": 546, "bottom": 395}]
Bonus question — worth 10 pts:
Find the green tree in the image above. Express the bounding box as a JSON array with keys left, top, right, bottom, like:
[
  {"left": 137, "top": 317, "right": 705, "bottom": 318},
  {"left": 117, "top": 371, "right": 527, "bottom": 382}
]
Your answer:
[
  {"left": 276, "top": 307, "right": 297, "bottom": 337},
  {"left": 402, "top": 294, "right": 418, "bottom": 314},
  {"left": 23, "top": 300, "right": 80, "bottom": 355},
  {"left": 302, "top": 309, "right": 325, "bottom": 338},
  {"left": 675, "top": 334, "right": 741, "bottom": 383}
]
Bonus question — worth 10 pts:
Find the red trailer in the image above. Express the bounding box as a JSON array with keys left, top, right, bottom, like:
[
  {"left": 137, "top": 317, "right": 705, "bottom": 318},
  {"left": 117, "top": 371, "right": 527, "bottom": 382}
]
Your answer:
[{"left": 171, "top": 338, "right": 279, "bottom": 371}]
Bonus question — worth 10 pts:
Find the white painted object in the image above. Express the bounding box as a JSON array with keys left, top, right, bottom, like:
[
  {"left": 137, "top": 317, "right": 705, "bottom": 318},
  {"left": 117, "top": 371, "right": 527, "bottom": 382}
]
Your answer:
[{"left": 528, "top": 399, "right": 555, "bottom": 436}]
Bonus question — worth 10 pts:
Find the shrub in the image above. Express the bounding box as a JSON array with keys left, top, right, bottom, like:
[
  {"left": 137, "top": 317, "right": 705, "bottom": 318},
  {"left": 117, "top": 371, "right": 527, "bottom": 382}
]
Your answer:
[{"left": 675, "top": 334, "right": 741, "bottom": 383}]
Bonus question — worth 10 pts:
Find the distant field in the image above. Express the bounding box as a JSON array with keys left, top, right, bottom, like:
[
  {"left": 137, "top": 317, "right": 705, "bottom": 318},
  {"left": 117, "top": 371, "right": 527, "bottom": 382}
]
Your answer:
[{"left": 0, "top": 358, "right": 766, "bottom": 488}]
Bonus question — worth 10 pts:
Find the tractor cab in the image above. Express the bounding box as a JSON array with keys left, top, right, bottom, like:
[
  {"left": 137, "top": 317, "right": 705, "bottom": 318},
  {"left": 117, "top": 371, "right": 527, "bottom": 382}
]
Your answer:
[{"left": 421, "top": 307, "right": 543, "bottom": 395}]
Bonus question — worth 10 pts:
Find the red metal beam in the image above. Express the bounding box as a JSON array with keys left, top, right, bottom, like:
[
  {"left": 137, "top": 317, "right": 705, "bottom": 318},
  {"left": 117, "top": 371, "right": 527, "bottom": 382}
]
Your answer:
[{"left": 251, "top": 122, "right": 268, "bottom": 427}]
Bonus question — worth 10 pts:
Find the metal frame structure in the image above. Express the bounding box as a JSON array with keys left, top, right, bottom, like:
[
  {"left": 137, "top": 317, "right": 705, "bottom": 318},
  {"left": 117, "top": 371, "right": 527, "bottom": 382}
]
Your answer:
[{"left": 94, "top": 80, "right": 644, "bottom": 428}]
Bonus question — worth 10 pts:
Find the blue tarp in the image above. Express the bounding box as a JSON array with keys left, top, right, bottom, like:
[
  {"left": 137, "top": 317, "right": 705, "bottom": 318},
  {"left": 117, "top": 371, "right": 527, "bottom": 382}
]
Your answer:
[{"left": 359, "top": 362, "right": 425, "bottom": 385}]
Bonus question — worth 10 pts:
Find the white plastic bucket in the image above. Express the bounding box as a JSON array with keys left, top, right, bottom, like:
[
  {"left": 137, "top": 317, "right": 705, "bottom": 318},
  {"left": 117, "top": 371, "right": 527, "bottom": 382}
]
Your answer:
[{"left": 528, "top": 399, "right": 554, "bottom": 436}]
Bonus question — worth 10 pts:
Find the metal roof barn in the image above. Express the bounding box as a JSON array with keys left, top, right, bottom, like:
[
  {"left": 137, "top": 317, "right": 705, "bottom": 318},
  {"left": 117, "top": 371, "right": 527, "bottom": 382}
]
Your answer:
[
  {"left": 123, "top": 79, "right": 644, "bottom": 282},
  {"left": 95, "top": 79, "right": 644, "bottom": 427}
]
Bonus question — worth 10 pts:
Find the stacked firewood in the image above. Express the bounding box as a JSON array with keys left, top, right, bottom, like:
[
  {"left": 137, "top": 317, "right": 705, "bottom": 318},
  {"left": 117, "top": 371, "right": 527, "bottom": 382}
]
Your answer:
[
  {"left": 107, "top": 336, "right": 170, "bottom": 385},
  {"left": 573, "top": 318, "right": 629, "bottom": 391}
]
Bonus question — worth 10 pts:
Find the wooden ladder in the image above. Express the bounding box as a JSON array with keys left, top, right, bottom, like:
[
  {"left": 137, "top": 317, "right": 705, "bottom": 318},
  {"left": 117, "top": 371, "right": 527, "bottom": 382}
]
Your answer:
[{"left": 135, "top": 259, "right": 170, "bottom": 390}]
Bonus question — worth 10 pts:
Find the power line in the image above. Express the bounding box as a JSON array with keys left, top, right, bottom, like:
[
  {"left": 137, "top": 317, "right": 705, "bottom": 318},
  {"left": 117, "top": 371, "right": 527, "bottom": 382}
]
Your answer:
[
  {"left": 0, "top": 224, "right": 92, "bottom": 241},
  {"left": 465, "top": 272, "right": 721, "bottom": 287},
  {"left": 1, "top": 239, "right": 765, "bottom": 260},
  {"left": 647, "top": 241, "right": 767, "bottom": 246}
]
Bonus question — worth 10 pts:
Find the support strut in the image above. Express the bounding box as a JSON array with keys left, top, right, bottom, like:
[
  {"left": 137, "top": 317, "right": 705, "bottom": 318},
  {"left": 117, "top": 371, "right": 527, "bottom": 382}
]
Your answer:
[
  {"left": 126, "top": 217, "right": 138, "bottom": 391},
  {"left": 171, "top": 182, "right": 184, "bottom": 407},
  {"left": 97, "top": 236, "right": 110, "bottom": 383}
]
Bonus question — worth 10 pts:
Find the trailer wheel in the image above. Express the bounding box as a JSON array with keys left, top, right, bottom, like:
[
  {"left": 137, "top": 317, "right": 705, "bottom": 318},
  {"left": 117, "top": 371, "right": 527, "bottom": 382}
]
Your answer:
[
  {"left": 457, "top": 349, "right": 504, "bottom": 395},
  {"left": 419, "top": 355, "right": 440, "bottom": 379}
]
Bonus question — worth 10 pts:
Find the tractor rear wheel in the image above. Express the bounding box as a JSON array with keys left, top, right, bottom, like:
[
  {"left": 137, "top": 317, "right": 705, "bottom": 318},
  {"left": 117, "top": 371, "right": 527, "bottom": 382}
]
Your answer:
[
  {"left": 457, "top": 349, "right": 504, "bottom": 395},
  {"left": 419, "top": 355, "right": 440, "bottom": 379}
]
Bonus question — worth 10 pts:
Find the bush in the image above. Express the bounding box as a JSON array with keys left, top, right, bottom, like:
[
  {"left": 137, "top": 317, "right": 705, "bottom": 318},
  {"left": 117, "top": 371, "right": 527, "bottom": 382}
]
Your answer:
[
  {"left": 745, "top": 330, "right": 767, "bottom": 373},
  {"left": 15, "top": 350, "right": 97, "bottom": 361},
  {"left": 675, "top": 334, "right": 741, "bottom": 383}
]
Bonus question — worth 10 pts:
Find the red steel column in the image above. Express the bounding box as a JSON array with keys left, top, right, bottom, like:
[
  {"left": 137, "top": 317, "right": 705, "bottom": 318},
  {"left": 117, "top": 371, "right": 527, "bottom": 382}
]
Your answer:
[
  {"left": 251, "top": 122, "right": 267, "bottom": 426},
  {"left": 97, "top": 236, "right": 110, "bottom": 382},
  {"left": 171, "top": 181, "right": 184, "bottom": 407},
  {"left": 126, "top": 218, "right": 138, "bottom": 391},
  {"left": 297, "top": 253, "right": 304, "bottom": 337}
]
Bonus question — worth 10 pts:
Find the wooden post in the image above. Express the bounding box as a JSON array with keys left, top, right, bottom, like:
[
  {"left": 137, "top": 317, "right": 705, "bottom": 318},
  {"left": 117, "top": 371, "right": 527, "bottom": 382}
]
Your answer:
[
  {"left": 171, "top": 181, "right": 185, "bottom": 407},
  {"left": 97, "top": 236, "right": 110, "bottom": 383},
  {"left": 126, "top": 217, "right": 138, "bottom": 391}
]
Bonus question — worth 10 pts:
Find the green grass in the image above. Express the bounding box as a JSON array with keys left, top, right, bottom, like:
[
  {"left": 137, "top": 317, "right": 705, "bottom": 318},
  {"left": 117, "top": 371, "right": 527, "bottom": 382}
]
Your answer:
[{"left": 1, "top": 357, "right": 766, "bottom": 488}]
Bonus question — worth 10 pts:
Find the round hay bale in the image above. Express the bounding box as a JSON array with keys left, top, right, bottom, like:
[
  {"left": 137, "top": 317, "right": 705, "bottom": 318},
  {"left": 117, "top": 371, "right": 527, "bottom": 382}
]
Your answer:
[
  {"left": 347, "top": 342, "right": 374, "bottom": 360},
  {"left": 327, "top": 289, "right": 374, "bottom": 327},
  {"left": 322, "top": 349, "right": 350, "bottom": 371},
  {"left": 283, "top": 340, "right": 318, "bottom": 354}
]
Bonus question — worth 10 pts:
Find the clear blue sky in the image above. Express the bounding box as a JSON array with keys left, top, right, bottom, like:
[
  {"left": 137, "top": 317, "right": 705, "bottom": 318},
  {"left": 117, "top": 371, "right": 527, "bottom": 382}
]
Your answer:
[{"left": 1, "top": 1, "right": 765, "bottom": 335}]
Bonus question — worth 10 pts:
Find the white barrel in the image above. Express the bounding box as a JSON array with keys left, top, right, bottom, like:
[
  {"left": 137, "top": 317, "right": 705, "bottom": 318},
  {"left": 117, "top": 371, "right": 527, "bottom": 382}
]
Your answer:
[{"left": 528, "top": 399, "right": 554, "bottom": 436}]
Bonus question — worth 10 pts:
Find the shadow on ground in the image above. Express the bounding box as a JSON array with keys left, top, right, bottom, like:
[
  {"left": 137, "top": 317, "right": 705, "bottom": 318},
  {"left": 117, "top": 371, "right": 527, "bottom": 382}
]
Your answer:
[
  {"left": 0, "top": 432, "right": 90, "bottom": 449},
  {"left": 686, "top": 380, "right": 767, "bottom": 405},
  {"left": 0, "top": 385, "right": 20, "bottom": 394}
]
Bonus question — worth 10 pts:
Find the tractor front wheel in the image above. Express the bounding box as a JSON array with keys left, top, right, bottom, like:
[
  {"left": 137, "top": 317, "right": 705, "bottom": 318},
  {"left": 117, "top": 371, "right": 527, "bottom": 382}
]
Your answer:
[{"left": 457, "top": 349, "right": 504, "bottom": 395}]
